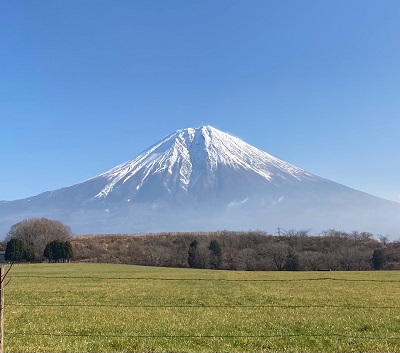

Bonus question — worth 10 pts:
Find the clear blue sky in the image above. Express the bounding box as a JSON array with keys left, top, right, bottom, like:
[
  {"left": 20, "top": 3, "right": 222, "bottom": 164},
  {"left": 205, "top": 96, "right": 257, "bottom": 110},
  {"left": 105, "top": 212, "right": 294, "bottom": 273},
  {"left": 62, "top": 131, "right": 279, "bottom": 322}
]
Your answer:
[{"left": 1, "top": 1, "right": 399, "bottom": 202}]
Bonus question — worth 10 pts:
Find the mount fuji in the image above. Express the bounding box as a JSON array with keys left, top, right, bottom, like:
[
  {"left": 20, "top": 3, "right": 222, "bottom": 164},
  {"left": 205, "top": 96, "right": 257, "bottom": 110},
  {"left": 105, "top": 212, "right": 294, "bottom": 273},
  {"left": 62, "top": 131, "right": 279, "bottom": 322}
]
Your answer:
[{"left": 1, "top": 125, "right": 399, "bottom": 237}]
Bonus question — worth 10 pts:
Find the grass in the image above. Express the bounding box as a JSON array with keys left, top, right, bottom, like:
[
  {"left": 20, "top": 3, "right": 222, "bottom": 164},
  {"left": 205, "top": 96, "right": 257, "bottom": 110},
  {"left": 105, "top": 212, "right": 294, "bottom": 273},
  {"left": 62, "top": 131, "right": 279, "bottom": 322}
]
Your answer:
[{"left": 4, "top": 263, "right": 400, "bottom": 352}]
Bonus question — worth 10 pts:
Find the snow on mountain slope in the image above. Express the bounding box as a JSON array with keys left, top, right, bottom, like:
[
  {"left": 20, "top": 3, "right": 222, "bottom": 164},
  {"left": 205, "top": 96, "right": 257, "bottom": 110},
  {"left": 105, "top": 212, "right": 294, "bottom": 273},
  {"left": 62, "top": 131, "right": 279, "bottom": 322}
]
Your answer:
[
  {"left": 0, "top": 125, "right": 399, "bottom": 237},
  {"left": 88, "top": 125, "right": 314, "bottom": 204}
]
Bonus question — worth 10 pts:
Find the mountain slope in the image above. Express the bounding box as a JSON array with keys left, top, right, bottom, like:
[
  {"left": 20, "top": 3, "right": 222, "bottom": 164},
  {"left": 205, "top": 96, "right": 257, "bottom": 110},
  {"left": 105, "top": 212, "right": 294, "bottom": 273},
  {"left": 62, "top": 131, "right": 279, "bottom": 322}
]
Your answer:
[
  {"left": 88, "top": 125, "right": 313, "bottom": 204},
  {"left": 0, "top": 125, "right": 399, "bottom": 237}
]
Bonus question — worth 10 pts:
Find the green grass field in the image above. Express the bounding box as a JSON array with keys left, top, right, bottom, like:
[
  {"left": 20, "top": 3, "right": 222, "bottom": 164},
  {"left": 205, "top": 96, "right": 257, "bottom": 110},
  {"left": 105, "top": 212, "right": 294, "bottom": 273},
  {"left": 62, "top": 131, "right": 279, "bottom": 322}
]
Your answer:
[{"left": 4, "top": 263, "right": 400, "bottom": 352}]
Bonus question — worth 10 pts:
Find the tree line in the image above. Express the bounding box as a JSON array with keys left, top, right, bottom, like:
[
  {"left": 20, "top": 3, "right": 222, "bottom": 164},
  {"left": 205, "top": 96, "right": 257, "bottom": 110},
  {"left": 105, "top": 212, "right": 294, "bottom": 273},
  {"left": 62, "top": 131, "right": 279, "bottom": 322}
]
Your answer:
[
  {"left": 1, "top": 218, "right": 399, "bottom": 270},
  {"left": 71, "top": 229, "right": 400, "bottom": 271}
]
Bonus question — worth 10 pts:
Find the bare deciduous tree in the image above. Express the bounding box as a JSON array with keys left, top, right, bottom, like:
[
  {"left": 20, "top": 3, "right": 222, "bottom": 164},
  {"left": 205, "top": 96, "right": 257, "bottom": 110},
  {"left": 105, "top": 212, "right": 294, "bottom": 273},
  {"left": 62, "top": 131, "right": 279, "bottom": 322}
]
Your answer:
[
  {"left": 6, "top": 218, "right": 72, "bottom": 261},
  {"left": 269, "top": 243, "right": 289, "bottom": 271}
]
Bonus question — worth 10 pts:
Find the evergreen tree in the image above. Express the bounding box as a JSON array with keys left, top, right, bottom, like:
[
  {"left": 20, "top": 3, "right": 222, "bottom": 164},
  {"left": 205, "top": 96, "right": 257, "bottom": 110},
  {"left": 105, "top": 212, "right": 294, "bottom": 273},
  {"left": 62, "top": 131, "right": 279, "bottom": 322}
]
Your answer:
[
  {"left": 372, "top": 248, "right": 387, "bottom": 270},
  {"left": 64, "top": 240, "right": 73, "bottom": 261},
  {"left": 4, "top": 238, "right": 25, "bottom": 261},
  {"left": 209, "top": 240, "right": 222, "bottom": 269},
  {"left": 23, "top": 247, "right": 35, "bottom": 262},
  {"left": 43, "top": 242, "right": 54, "bottom": 262},
  {"left": 188, "top": 240, "right": 199, "bottom": 268},
  {"left": 43, "top": 240, "right": 73, "bottom": 262}
]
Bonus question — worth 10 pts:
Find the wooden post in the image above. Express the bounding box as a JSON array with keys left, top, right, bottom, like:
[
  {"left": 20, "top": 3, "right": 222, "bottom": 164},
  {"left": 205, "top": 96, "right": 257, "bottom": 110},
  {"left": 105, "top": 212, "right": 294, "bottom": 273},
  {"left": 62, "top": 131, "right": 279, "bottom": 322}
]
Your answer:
[{"left": 0, "top": 266, "right": 4, "bottom": 353}]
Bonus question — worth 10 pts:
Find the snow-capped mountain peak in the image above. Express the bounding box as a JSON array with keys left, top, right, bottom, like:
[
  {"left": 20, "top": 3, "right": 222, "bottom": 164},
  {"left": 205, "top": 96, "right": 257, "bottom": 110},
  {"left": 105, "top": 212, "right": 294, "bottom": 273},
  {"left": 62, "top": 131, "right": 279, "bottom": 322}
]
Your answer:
[{"left": 92, "top": 125, "right": 312, "bottom": 201}]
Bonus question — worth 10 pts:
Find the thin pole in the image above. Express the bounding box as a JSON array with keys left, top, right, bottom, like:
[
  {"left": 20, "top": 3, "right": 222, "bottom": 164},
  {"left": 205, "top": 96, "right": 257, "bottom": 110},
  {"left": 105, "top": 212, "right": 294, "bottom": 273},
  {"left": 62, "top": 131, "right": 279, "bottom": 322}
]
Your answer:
[{"left": 0, "top": 266, "right": 4, "bottom": 353}]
